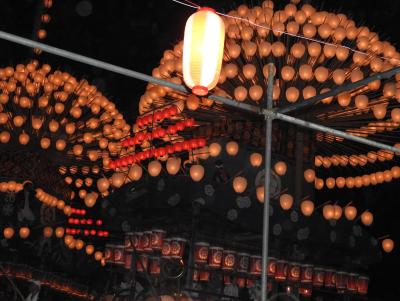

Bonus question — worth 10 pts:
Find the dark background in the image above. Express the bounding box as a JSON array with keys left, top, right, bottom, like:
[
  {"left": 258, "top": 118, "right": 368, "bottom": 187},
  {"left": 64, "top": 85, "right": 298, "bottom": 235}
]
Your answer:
[{"left": 0, "top": 0, "right": 399, "bottom": 299}]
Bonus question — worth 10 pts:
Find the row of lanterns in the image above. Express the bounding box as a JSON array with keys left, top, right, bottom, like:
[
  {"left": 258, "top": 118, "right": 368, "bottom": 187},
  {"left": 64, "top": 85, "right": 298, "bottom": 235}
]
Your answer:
[
  {"left": 0, "top": 262, "right": 94, "bottom": 300},
  {"left": 35, "top": 188, "right": 73, "bottom": 216},
  {"left": 0, "top": 181, "right": 24, "bottom": 193},
  {"left": 135, "top": 105, "right": 180, "bottom": 128}
]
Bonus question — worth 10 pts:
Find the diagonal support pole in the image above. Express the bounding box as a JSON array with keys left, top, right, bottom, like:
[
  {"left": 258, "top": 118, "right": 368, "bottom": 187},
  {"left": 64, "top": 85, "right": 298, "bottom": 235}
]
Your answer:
[
  {"left": 261, "top": 64, "right": 274, "bottom": 301},
  {"left": 0, "top": 30, "right": 399, "bottom": 153}
]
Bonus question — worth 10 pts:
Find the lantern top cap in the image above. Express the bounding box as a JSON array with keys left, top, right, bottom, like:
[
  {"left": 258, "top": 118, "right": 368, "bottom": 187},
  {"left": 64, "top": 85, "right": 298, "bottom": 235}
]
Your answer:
[{"left": 198, "top": 7, "right": 216, "bottom": 14}]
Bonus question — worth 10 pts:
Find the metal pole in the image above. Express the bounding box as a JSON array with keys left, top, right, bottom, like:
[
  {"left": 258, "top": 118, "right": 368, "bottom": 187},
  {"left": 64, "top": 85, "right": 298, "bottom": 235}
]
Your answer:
[
  {"left": 277, "top": 65, "right": 400, "bottom": 114},
  {"left": 1, "top": 30, "right": 399, "bottom": 153},
  {"left": 261, "top": 63, "right": 274, "bottom": 301}
]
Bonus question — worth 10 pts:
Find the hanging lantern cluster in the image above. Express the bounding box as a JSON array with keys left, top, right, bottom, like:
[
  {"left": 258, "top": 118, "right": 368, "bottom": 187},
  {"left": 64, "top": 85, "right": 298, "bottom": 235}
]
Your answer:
[
  {"left": 35, "top": 188, "right": 72, "bottom": 216},
  {"left": 0, "top": 181, "right": 23, "bottom": 192}
]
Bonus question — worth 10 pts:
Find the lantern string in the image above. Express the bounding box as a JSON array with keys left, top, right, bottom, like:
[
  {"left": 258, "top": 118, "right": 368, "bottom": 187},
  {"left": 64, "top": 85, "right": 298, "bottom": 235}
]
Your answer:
[{"left": 171, "top": 0, "right": 400, "bottom": 64}]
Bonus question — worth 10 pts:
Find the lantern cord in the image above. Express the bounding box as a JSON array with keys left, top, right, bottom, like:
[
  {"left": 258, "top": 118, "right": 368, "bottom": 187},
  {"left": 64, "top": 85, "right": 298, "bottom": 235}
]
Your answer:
[
  {"left": 171, "top": 0, "right": 400, "bottom": 64},
  {"left": 171, "top": 0, "right": 199, "bottom": 10}
]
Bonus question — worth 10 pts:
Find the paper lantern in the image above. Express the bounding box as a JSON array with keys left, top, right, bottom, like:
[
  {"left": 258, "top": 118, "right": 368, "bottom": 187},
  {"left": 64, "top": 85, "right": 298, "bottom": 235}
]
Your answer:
[
  {"left": 233, "top": 176, "right": 247, "bottom": 193},
  {"left": 256, "top": 186, "right": 265, "bottom": 203},
  {"left": 84, "top": 192, "right": 98, "bottom": 208},
  {"left": 139, "top": 231, "right": 152, "bottom": 252},
  {"left": 149, "top": 257, "right": 161, "bottom": 275},
  {"left": 324, "top": 269, "right": 335, "bottom": 288},
  {"left": 357, "top": 276, "right": 369, "bottom": 295},
  {"left": 268, "top": 257, "right": 277, "bottom": 277},
  {"left": 3, "top": 227, "right": 14, "bottom": 239},
  {"left": 344, "top": 205, "right": 357, "bottom": 221},
  {"left": 150, "top": 229, "right": 166, "bottom": 250},
  {"left": 161, "top": 238, "right": 171, "bottom": 258},
  {"left": 111, "top": 172, "right": 125, "bottom": 187},
  {"left": 382, "top": 238, "right": 394, "bottom": 253},
  {"left": 19, "top": 227, "right": 30, "bottom": 239},
  {"left": 128, "top": 164, "right": 142, "bottom": 181},
  {"left": 55, "top": 227, "right": 64, "bottom": 238},
  {"left": 361, "top": 211, "right": 373, "bottom": 226},
  {"left": 97, "top": 178, "right": 110, "bottom": 193},
  {"left": 94, "top": 251, "right": 103, "bottom": 261},
  {"left": 86, "top": 244, "right": 95, "bottom": 255},
  {"left": 75, "top": 239, "right": 84, "bottom": 250},
  {"left": 194, "top": 242, "right": 210, "bottom": 264},
  {"left": 186, "top": 94, "right": 200, "bottom": 110},
  {"left": 105, "top": 244, "right": 114, "bottom": 264},
  {"left": 136, "top": 254, "right": 149, "bottom": 272},
  {"left": 335, "top": 272, "right": 348, "bottom": 292},
  {"left": 301, "top": 200, "right": 314, "bottom": 216},
  {"left": 190, "top": 164, "right": 204, "bottom": 182},
  {"left": 333, "top": 205, "right": 343, "bottom": 220},
  {"left": 237, "top": 252, "right": 250, "bottom": 273},
  {"left": 148, "top": 160, "right": 162, "bottom": 177},
  {"left": 43, "top": 226, "right": 53, "bottom": 238},
  {"left": 301, "top": 264, "right": 313, "bottom": 283},
  {"left": 226, "top": 141, "right": 239, "bottom": 156},
  {"left": 209, "top": 142, "right": 221, "bottom": 157},
  {"left": 303, "top": 169, "right": 315, "bottom": 183},
  {"left": 208, "top": 246, "right": 223, "bottom": 268},
  {"left": 170, "top": 237, "right": 187, "bottom": 259},
  {"left": 249, "top": 255, "right": 262, "bottom": 276},
  {"left": 313, "top": 268, "right": 325, "bottom": 287},
  {"left": 250, "top": 153, "right": 263, "bottom": 167},
  {"left": 279, "top": 193, "right": 293, "bottom": 210},
  {"left": 114, "top": 245, "right": 125, "bottom": 265},
  {"left": 222, "top": 250, "right": 236, "bottom": 271},
  {"left": 287, "top": 262, "right": 301, "bottom": 282},
  {"left": 64, "top": 235, "right": 73, "bottom": 245},
  {"left": 323, "top": 204, "right": 334, "bottom": 220},
  {"left": 166, "top": 157, "right": 181, "bottom": 175},
  {"left": 274, "top": 161, "right": 287, "bottom": 176},
  {"left": 347, "top": 273, "right": 358, "bottom": 292},
  {"left": 182, "top": 8, "right": 225, "bottom": 96},
  {"left": 275, "top": 260, "right": 288, "bottom": 281}
]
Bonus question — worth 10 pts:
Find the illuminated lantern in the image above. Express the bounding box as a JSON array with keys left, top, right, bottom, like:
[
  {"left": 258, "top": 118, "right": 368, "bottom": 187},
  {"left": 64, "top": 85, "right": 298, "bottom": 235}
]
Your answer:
[
  {"left": 299, "top": 286, "right": 312, "bottom": 297},
  {"left": 256, "top": 186, "right": 265, "bottom": 203},
  {"left": 124, "top": 251, "right": 132, "bottom": 269},
  {"left": 182, "top": 7, "right": 225, "bottom": 96},
  {"left": 149, "top": 257, "right": 161, "bottom": 275},
  {"left": 268, "top": 257, "right": 277, "bottom": 277},
  {"left": 237, "top": 252, "right": 250, "bottom": 273},
  {"left": 55, "top": 227, "right": 64, "bottom": 238},
  {"left": 249, "top": 153, "right": 263, "bottom": 167},
  {"left": 128, "top": 164, "right": 142, "bottom": 181},
  {"left": 301, "top": 264, "right": 313, "bottom": 283},
  {"left": 303, "top": 169, "right": 315, "bottom": 183},
  {"left": 194, "top": 242, "right": 210, "bottom": 264},
  {"left": 208, "top": 246, "right": 223, "bottom": 268},
  {"left": 150, "top": 229, "right": 166, "bottom": 250},
  {"left": 274, "top": 161, "right": 287, "bottom": 176},
  {"left": 324, "top": 269, "right": 336, "bottom": 288},
  {"left": 357, "top": 276, "right": 369, "bottom": 295},
  {"left": 148, "top": 160, "right": 162, "bottom": 177},
  {"left": 97, "top": 178, "right": 110, "bottom": 193},
  {"left": 275, "top": 260, "right": 288, "bottom": 282},
  {"left": 161, "top": 238, "right": 171, "bottom": 258},
  {"left": 314, "top": 178, "right": 324, "bottom": 190},
  {"left": 94, "top": 251, "right": 103, "bottom": 261},
  {"left": 382, "top": 238, "right": 394, "bottom": 253},
  {"left": 190, "top": 164, "right": 204, "bottom": 181},
  {"left": 233, "top": 176, "right": 247, "bottom": 193},
  {"left": 326, "top": 177, "right": 335, "bottom": 189},
  {"left": 222, "top": 250, "right": 236, "bottom": 271},
  {"left": 111, "top": 172, "right": 125, "bottom": 187},
  {"left": 361, "top": 211, "right": 373, "bottom": 226},
  {"left": 86, "top": 244, "right": 95, "bottom": 255},
  {"left": 186, "top": 94, "right": 200, "bottom": 110},
  {"left": 313, "top": 268, "right": 325, "bottom": 287},
  {"left": 249, "top": 255, "right": 262, "bottom": 276},
  {"left": 301, "top": 200, "right": 314, "bottom": 216},
  {"left": 166, "top": 157, "right": 181, "bottom": 175},
  {"left": 226, "top": 141, "right": 239, "bottom": 156},
  {"left": 345, "top": 205, "right": 357, "bottom": 221},
  {"left": 64, "top": 235, "right": 73, "bottom": 245},
  {"left": 335, "top": 272, "right": 348, "bottom": 293},
  {"left": 136, "top": 254, "right": 149, "bottom": 272},
  {"left": 75, "top": 239, "right": 84, "bottom": 250},
  {"left": 139, "top": 231, "right": 152, "bottom": 252},
  {"left": 170, "top": 237, "right": 187, "bottom": 259},
  {"left": 323, "top": 205, "right": 335, "bottom": 220},
  {"left": 333, "top": 205, "right": 343, "bottom": 220},
  {"left": 279, "top": 193, "right": 293, "bottom": 210},
  {"left": 84, "top": 192, "right": 98, "bottom": 208},
  {"left": 19, "top": 227, "right": 30, "bottom": 239},
  {"left": 209, "top": 142, "right": 221, "bottom": 157},
  {"left": 43, "top": 226, "right": 53, "bottom": 238},
  {"left": 347, "top": 273, "right": 358, "bottom": 292},
  {"left": 3, "top": 227, "right": 14, "bottom": 239},
  {"left": 287, "top": 262, "right": 301, "bottom": 282},
  {"left": 114, "top": 245, "right": 125, "bottom": 265}
]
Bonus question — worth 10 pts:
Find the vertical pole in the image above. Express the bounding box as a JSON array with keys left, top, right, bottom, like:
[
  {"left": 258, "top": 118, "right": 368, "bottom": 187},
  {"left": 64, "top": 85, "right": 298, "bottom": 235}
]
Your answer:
[{"left": 261, "top": 63, "right": 275, "bottom": 301}]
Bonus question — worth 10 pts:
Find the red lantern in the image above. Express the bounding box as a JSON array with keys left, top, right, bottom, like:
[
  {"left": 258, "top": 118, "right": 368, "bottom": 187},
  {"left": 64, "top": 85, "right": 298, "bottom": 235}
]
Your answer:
[
  {"left": 194, "top": 242, "right": 209, "bottom": 264},
  {"left": 312, "top": 268, "right": 325, "bottom": 287},
  {"left": 223, "top": 275, "right": 231, "bottom": 285},
  {"left": 170, "top": 237, "right": 187, "bottom": 259},
  {"left": 149, "top": 257, "right": 161, "bottom": 275},
  {"left": 249, "top": 255, "right": 262, "bottom": 276},
  {"left": 199, "top": 270, "right": 210, "bottom": 282},
  {"left": 192, "top": 270, "right": 199, "bottom": 282},
  {"left": 299, "top": 285, "right": 312, "bottom": 297},
  {"left": 105, "top": 244, "right": 114, "bottom": 264},
  {"left": 113, "top": 245, "right": 125, "bottom": 265},
  {"left": 150, "top": 229, "right": 166, "bottom": 250},
  {"left": 124, "top": 233, "right": 134, "bottom": 251},
  {"left": 140, "top": 231, "right": 152, "bottom": 252},
  {"left": 287, "top": 262, "right": 301, "bottom": 282},
  {"left": 357, "top": 276, "right": 369, "bottom": 295},
  {"left": 222, "top": 250, "right": 236, "bottom": 271},
  {"left": 136, "top": 254, "right": 149, "bottom": 272},
  {"left": 208, "top": 246, "right": 223, "bottom": 268},
  {"left": 324, "top": 269, "right": 336, "bottom": 288},
  {"left": 300, "top": 264, "right": 313, "bottom": 283},
  {"left": 275, "top": 260, "right": 288, "bottom": 282},
  {"left": 237, "top": 253, "right": 250, "bottom": 274},
  {"left": 124, "top": 251, "right": 133, "bottom": 269},
  {"left": 236, "top": 277, "right": 246, "bottom": 288},
  {"left": 134, "top": 232, "right": 144, "bottom": 252},
  {"left": 347, "top": 273, "right": 358, "bottom": 293},
  {"left": 335, "top": 272, "right": 348, "bottom": 293},
  {"left": 268, "top": 257, "right": 277, "bottom": 277},
  {"left": 161, "top": 238, "right": 171, "bottom": 258}
]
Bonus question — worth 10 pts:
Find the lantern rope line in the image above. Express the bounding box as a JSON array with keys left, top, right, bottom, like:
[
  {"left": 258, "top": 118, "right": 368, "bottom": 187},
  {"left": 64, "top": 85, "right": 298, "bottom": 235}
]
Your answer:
[
  {"left": 172, "top": 0, "right": 199, "bottom": 9},
  {"left": 171, "top": 0, "right": 400, "bottom": 64}
]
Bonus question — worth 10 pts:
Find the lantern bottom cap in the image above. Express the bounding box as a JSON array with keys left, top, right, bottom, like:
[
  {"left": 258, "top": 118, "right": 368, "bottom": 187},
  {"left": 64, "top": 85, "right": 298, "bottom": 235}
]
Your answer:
[{"left": 192, "top": 86, "right": 208, "bottom": 96}]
